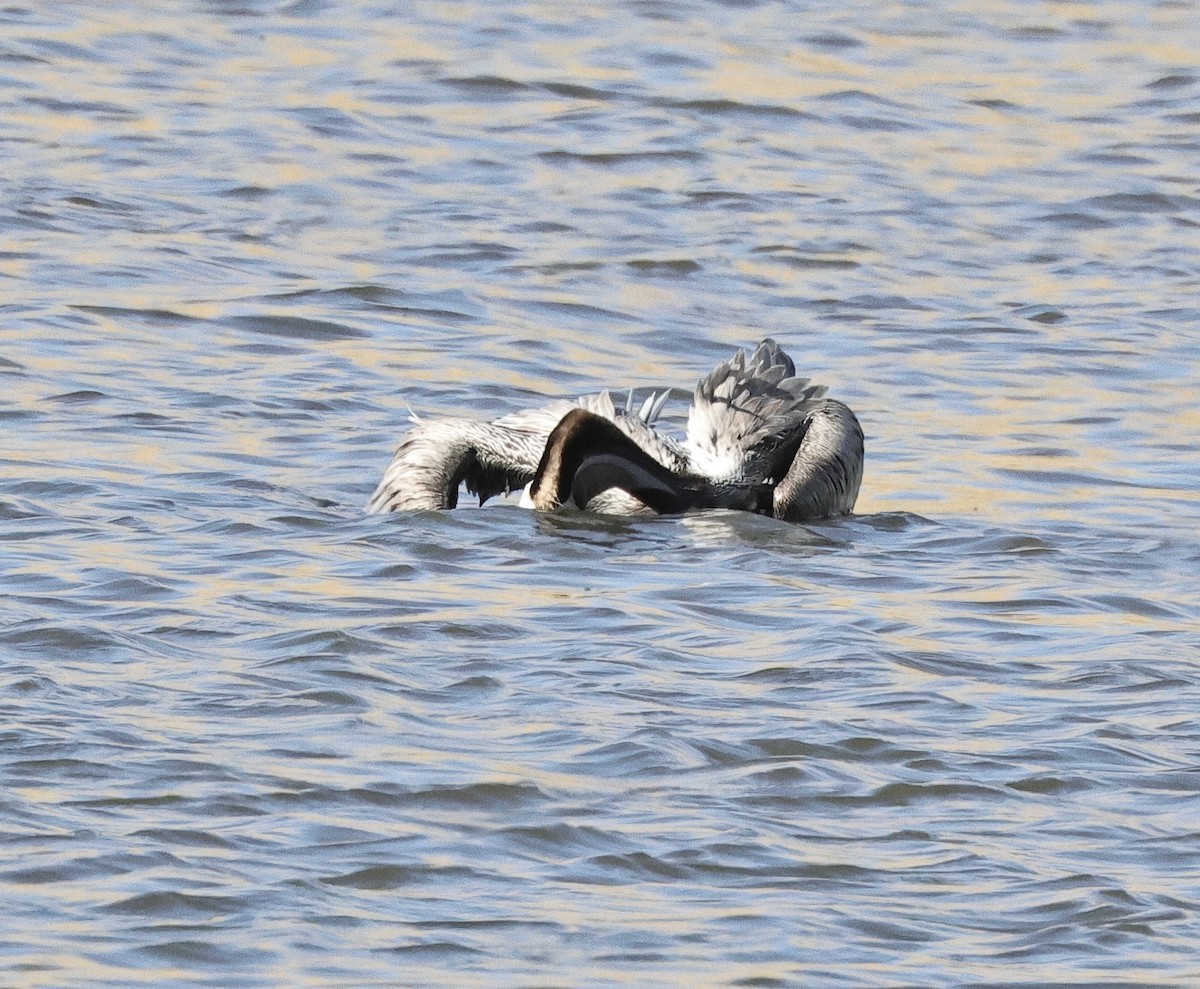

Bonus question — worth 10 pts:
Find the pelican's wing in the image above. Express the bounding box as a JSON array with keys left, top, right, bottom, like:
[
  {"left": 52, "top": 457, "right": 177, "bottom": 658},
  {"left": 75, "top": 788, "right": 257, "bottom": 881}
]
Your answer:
[
  {"left": 367, "top": 400, "right": 577, "bottom": 513},
  {"left": 771, "top": 399, "right": 864, "bottom": 521},
  {"left": 684, "top": 339, "right": 828, "bottom": 480}
]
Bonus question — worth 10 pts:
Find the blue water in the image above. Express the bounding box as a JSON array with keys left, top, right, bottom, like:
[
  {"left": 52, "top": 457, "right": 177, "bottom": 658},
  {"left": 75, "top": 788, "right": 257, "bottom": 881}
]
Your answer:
[{"left": 2, "top": 2, "right": 1199, "bottom": 986}]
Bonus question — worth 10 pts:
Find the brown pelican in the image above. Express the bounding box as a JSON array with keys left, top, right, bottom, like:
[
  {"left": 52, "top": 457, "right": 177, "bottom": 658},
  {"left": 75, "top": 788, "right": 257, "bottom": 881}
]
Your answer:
[{"left": 366, "top": 339, "right": 863, "bottom": 522}]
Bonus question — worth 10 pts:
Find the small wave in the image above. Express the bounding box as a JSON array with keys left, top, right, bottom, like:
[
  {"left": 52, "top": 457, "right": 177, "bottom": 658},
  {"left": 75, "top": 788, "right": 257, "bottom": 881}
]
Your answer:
[
  {"left": 321, "top": 863, "right": 479, "bottom": 890},
  {"left": 664, "top": 98, "right": 811, "bottom": 119},
  {"left": 103, "top": 890, "right": 251, "bottom": 918},
  {"left": 626, "top": 258, "right": 702, "bottom": 275},
  {"left": 440, "top": 74, "right": 531, "bottom": 95},
  {"left": 228, "top": 315, "right": 368, "bottom": 341},
  {"left": 1085, "top": 192, "right": 1198, "bottom": 214},
  {"left": 539, "top": 149, "right": 705, "bottom": 166}
]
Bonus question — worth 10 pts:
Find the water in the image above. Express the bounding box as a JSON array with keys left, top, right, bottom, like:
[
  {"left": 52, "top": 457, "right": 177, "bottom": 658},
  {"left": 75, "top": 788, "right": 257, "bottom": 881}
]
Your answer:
[{"left": 3, "top": 1, "right": 1200, "bottom": 985}]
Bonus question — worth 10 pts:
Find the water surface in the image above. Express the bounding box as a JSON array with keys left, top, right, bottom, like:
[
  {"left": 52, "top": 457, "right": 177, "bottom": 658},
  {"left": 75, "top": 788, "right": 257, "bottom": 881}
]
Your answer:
[{"left": 2, "top": 1, "right": 1199, "bottom": 986}]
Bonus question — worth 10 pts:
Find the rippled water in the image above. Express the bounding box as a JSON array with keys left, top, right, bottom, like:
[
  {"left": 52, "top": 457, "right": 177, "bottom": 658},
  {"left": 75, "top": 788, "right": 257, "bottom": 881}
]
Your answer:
[{"left": 3, "top": 1, "right": 1200, "bottom": 986}]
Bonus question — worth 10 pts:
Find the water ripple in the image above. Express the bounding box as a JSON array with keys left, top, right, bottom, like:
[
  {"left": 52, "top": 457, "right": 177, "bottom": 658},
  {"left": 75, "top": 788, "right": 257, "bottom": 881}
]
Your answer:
[{"left": 3, "top": 1, "right": 1200, "bottom": 986}]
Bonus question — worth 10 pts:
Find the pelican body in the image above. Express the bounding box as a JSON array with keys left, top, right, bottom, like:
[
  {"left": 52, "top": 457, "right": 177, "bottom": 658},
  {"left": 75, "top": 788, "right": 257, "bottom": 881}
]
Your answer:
[{"left": 367, "top": 340, "right": 863, "bottom": 522}]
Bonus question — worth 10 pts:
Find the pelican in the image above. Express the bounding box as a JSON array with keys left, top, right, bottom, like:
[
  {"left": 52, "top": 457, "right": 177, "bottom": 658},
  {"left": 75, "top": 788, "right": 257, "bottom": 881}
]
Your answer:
[{"left": 366, "top": 339, "right": 864, "bottom": 522}]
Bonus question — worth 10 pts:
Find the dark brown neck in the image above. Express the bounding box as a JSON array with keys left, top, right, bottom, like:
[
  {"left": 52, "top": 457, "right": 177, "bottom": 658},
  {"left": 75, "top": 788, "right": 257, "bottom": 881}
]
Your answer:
[{"left": 529, "top": 409, "right": 688, "bottom": 512}]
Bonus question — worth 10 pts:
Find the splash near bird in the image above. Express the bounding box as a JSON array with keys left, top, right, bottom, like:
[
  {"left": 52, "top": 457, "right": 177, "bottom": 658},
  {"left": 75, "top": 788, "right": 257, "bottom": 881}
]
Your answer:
[{"left": 367, "top": 339, "right": 863, "bottom": 522}]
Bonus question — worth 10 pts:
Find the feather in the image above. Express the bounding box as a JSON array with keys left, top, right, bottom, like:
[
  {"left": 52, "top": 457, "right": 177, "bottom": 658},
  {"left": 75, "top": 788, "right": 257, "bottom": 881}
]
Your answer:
[{"left": 684, "top": 338, "right": 828, "bottom": 482}]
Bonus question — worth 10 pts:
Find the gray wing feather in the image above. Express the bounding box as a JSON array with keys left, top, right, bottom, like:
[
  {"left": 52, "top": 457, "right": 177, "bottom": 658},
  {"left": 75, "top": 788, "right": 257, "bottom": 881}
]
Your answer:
[
  {"left": 639, "top": 390, "right": 670, "bottom": 423},
  {"left": 365, "top": 416, "right": 546, "bottom": 512},
  {"left": 685, "top": 339, "right": 828, "bottom": 481}
]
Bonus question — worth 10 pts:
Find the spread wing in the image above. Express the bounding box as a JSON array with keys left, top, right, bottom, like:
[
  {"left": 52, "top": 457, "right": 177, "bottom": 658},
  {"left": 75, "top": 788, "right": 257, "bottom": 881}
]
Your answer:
[
  {"left": 684, "top": 339, "right": 828, "bottom": 481},
  {"left": 365, "top": 408, "right": 563, "bottom": 512}
]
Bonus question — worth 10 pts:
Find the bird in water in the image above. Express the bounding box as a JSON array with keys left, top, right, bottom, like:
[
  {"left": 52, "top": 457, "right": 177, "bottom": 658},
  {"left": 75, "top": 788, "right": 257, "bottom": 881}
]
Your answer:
[{"left": 366, "top": 339, "right": 864, "bottom": 522}]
